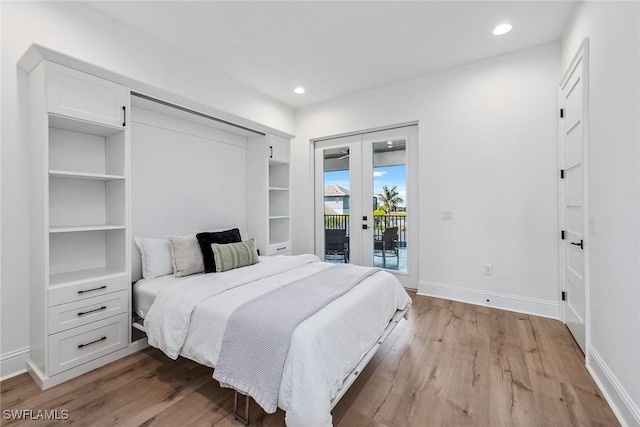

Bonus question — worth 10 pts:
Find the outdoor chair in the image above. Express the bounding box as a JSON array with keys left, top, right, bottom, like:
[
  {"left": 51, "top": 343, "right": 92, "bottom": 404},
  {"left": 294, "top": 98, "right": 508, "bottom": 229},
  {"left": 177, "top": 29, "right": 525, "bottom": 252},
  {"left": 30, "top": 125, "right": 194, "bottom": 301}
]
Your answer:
[
  {"left": 325, "top": 228, "right": 349, "bottom": 263},
  {"left": 374, "top": 227, "right": 399, "bottom": 266}
]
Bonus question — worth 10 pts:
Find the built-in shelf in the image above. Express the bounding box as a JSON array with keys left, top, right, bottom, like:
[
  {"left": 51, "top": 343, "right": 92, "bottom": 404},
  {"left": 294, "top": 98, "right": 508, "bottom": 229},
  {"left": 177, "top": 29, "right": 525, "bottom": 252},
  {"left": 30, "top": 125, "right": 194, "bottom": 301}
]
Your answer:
[
  {"left": 49, "top": 170, "right": 125, "bottom": 181},
  {"left": 247, "top": 134, "right": 291, "bottom": 257},
  {"left": 49, "top": 267, "right": 126, "bottom": 287},
  {"left": 49, "top": 114, "right": 123, "bottom": 137},
  {"left": 50, "top": 224, "right": 126, "bottom": 233},
  {"left": 28, "top": 59, "right": 131, "bottom": 387}
]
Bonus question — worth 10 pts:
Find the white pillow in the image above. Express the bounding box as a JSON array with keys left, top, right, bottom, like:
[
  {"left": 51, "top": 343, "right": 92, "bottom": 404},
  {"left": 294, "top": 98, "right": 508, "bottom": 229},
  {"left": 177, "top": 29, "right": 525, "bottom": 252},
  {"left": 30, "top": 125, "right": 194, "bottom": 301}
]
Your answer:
[
  {"left": 134, "top": 237, "right": 174, "bottom": 279},
  {"left": 168, "top": 234, "right": 205, "bottom": 277}
]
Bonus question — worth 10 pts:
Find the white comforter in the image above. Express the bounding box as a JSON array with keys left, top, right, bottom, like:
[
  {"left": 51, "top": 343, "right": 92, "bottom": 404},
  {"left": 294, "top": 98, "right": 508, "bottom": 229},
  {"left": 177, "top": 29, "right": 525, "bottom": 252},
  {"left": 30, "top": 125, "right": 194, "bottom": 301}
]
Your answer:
[{"left": 144, "top": 254, "right": 411, "bottom": 426}]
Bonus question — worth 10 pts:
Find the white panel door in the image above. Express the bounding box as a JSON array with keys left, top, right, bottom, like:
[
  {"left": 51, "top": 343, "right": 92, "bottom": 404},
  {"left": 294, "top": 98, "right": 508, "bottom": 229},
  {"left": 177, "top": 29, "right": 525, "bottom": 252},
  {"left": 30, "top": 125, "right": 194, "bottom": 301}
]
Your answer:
[{"left": 559, "top": 41, "right": 589, "bottom": 353}]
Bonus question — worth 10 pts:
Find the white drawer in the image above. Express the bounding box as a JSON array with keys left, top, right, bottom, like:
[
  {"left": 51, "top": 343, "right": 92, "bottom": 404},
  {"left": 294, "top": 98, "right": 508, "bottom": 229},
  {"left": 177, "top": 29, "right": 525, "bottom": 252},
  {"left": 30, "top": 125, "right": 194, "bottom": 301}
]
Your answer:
[
  {"left": 48, "top": 290, "right": 129, "bottom": 334},
  {"left": 48, "top": 313, "right": 128, "bottom": 376},
  {"left": 268, "top": 242, "right": 290, "bottom": 255},
  {"left": 49, "top": 274, "right": 128, "bottom": 307}
]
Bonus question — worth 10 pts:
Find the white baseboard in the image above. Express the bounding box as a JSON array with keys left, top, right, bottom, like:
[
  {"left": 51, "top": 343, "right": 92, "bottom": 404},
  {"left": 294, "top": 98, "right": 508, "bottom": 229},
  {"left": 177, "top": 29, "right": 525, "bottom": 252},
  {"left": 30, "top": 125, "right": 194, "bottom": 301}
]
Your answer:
[
  {"left": 29, "top": 339, "right": 149, "bottom": 390},
  {"left": 418, "top": 281, "right": 559, "bottom": 319},
  {"left": 1, "top": 339, "right": 149, "bottom": 387},
  {"left": 0, "top": 346, "right": 30, "bottom": 381},
  {"left": 587, "top": 345, "right": 640, "bottom": 427}
]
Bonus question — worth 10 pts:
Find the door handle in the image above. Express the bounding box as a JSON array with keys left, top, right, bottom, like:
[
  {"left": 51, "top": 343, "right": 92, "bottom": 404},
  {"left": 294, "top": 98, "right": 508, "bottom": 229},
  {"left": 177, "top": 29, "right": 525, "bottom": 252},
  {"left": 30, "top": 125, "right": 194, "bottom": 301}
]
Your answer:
[
  {"left": 77, "top": 306, "right": 107, "bottom": 316},
  {"left": 570, "top": 240, "right": 583, "bottom": 249},
  {"left": 78, "top": 285, "right": 107, "bottom": 294},
  {"left": 78, "top": 336, "right": 107, "bottom": 349}
]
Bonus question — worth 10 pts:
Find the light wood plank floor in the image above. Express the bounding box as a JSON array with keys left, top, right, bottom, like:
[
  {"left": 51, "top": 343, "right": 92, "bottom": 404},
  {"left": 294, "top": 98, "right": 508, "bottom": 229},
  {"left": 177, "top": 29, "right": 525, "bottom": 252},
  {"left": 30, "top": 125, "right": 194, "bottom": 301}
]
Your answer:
[{"left": 1, "top": 295, "right": 619, "bottom": 426}]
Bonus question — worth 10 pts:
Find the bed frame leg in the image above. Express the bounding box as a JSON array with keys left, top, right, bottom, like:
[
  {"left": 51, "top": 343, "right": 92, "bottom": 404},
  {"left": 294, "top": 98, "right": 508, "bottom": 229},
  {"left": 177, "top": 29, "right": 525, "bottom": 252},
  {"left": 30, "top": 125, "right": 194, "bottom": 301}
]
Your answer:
[{"left": 233, "top": 390, "right": 250, "bottom": 426}]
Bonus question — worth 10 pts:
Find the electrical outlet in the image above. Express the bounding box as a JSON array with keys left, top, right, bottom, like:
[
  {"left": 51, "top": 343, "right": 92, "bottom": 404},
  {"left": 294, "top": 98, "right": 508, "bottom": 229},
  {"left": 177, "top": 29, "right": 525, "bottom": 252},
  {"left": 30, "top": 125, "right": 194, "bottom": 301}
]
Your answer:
[
  {"left": 484, "top": 264, "right": 492, "bottom": 275},
  {"left": 441, "top": 210, "right": 453, "bottom": 220}
]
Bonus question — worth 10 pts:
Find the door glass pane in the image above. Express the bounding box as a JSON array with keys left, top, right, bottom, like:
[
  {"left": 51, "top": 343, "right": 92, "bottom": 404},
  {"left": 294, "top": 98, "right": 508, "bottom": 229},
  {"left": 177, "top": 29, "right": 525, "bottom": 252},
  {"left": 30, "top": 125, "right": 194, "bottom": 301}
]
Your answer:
[
  {"left": 323, "top": 147, "right": 350, "bottom": 263},
  {"left": 372, "top": 140, "right": 407, "bottom": 272}
]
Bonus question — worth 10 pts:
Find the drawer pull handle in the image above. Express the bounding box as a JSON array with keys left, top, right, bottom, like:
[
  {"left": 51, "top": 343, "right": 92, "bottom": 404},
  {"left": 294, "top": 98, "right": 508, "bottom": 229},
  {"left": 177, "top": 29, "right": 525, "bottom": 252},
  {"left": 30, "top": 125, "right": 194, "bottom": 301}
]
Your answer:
[
  {"left": 77, "top": 306, "right": 107, "bottom": 316},
  {"left": 78, "top": 285, "right": 107, "bottom": 294},
  {"left": 277, "top": 247, "right": 286, "bottom": 251},
  {"left": 78, "top": 336, "right": 107, "bottom": 349}
]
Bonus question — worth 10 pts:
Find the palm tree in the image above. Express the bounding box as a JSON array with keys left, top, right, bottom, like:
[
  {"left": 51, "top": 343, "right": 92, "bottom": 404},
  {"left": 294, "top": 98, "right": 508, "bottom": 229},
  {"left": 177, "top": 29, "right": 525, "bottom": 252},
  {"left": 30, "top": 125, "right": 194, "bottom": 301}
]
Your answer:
[{"left": 377, "top": 185, "right": 404, "bottom": 213}]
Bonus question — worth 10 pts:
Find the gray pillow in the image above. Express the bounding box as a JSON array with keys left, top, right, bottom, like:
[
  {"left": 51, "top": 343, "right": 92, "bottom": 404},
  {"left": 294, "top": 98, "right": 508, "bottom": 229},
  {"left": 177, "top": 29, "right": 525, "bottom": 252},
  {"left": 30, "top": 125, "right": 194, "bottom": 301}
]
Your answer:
[
  {"left": 211, "top": 239, "right": 259, "bottom": 272},
  {"left": 168, "top": 234, "right": 204, "bottom": 277}
]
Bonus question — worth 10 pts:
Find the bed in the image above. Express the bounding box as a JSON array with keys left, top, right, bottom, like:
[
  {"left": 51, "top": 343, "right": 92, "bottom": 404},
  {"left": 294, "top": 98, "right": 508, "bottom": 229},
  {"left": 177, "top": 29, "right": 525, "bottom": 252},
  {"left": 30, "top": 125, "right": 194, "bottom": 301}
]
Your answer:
[{"left": 135, "top": 254, "right": 411, "bottom": 426}]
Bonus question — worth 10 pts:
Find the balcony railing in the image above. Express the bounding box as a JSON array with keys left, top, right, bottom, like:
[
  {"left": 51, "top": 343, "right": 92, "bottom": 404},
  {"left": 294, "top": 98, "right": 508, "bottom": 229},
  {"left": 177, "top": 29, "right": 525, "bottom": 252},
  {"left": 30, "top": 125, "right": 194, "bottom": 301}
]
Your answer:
[{"left": 324, "top": 214, "right": 407, "bottom": 247}]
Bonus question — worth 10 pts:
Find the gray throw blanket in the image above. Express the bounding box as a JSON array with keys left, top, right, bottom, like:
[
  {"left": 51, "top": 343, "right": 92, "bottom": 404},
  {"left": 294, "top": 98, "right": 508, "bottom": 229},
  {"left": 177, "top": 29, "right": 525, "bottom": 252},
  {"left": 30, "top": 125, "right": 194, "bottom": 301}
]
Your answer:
[{"left": 212, "top": 263, "right": 380, "bottom": 413}]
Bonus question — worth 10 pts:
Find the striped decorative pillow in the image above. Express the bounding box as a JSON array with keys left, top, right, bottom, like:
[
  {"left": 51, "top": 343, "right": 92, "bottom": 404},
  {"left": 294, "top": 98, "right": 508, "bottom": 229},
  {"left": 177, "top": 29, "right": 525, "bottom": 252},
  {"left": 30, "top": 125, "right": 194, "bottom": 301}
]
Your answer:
[{"left": 211, "top": 239, "right": 259, "bottom": 272}]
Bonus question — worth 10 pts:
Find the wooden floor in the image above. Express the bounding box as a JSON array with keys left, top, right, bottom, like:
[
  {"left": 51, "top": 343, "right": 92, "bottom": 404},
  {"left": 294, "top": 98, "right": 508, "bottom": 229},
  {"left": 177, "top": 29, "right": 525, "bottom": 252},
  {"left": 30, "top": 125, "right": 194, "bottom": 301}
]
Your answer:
[{"left": 1, "top": 295, "right": 619, "bottom": 426}]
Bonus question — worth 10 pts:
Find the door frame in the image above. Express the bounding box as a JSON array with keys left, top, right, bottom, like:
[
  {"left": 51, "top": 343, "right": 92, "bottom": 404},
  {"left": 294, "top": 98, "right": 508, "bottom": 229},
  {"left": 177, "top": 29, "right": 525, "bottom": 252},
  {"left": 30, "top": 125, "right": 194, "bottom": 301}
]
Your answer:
[
  {"left": 558, "top": 38, "right": 590, "bottom": 354},
  {"left": 313, "top": 123, "right": 419, "bottom": 289}
]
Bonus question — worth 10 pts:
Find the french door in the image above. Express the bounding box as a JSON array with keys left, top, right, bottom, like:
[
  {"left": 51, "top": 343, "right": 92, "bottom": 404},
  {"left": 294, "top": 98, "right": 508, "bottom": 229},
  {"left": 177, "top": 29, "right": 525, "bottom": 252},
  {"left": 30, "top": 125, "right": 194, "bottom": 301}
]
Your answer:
[{"left": 314, "top": 125, "right": 418, "bottom": 288}]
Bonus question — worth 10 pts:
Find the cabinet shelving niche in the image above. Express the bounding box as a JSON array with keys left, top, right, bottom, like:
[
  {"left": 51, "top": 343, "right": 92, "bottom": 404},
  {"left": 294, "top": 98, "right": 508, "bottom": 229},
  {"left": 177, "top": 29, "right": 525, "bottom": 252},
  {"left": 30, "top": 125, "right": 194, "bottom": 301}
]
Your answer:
[
  {"left": 269, "top": 190, "right": 290, "bottom": 218},
  {"left": 47, "top": 113, "right": 127, "bottom": 287},
  {"left": 268, "top": 163, "right": 289, "bottom": 188},
  {"left": 49, "top": 229, "right": 126, "bottom": 284},
  {"left": 49, "top": 178, "right": 125, "bottom": 228},
  {"left": 246, "top": 133, "right": 292, "bottom": 257},
  {"left": 269, "top": 217, "right": 290, "bottom": 246},
  {"left": 49, "top": 115, "right": 125, "bottom": 176},
  {"left": 267, "top": 139, "right": 290, "bottom": 253}
]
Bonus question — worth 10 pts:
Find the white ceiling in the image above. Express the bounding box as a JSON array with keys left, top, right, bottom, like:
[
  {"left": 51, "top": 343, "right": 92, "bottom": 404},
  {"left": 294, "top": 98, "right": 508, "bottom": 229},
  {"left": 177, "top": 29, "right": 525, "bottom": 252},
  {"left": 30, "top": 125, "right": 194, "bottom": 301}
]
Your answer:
[{"left": 83, "top": 1, "right": 576, "bottom": 108}]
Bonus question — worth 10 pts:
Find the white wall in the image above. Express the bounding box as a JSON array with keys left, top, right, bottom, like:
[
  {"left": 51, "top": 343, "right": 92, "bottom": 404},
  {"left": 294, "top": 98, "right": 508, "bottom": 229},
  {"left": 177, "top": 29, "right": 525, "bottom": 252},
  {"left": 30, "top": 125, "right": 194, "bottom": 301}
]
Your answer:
[
  {"left": 561, "top": 3, "right": 640, "bottom": 425},
  {"left": 130, "top": 107, "right": 249, "bottom": 282},
  {"left": 0, "top": 1, "right": 294, "bottom": 379},
  {"left": 293, "top": 43, "right": 561, "bottom": 316}
]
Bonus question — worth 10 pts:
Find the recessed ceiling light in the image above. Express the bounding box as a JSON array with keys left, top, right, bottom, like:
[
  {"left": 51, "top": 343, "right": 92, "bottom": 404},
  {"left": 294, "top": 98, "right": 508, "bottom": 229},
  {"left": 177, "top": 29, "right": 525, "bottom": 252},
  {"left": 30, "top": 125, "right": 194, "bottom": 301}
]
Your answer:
[
  {"left": 294, "top": 87, "right": 305, "bottom": 94},
  {"left": 387, "top": 141, "right": 393, "bottom": 146},
  {"left": 492, "top": 23, "right": 512, "bottom": 36}
]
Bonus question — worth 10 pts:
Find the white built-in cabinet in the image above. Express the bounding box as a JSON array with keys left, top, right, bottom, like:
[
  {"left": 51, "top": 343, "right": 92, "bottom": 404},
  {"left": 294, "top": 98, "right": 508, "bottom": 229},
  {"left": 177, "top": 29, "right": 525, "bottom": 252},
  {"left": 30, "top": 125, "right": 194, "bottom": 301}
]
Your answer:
[
  {"left": 27, "top": 61, "right": 137, "bottom": 388},
  {"left": 247, "top": 134, "right": 291, "bottom": 256},
  {"left": 47, "top": 64, "right": 129, "bottom": 128},
  {"left": 22, "top": 50, "right": 293, "bottom": 388}
]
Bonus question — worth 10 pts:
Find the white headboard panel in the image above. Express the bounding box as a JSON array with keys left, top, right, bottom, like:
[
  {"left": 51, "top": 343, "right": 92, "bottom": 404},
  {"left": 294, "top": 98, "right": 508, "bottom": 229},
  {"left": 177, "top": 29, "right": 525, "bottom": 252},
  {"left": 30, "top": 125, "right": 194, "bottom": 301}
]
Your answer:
[{"left": 130, "top": 106, "right": 248, "bottom": 281}]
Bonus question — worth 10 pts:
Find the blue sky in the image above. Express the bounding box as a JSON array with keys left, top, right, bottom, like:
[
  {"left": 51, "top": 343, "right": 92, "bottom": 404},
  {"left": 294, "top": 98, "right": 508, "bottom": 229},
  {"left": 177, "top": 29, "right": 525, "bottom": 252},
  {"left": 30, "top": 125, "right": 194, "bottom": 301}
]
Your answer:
[{"left": 325, "top": 165, "right": 406, "bottom": 207}]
